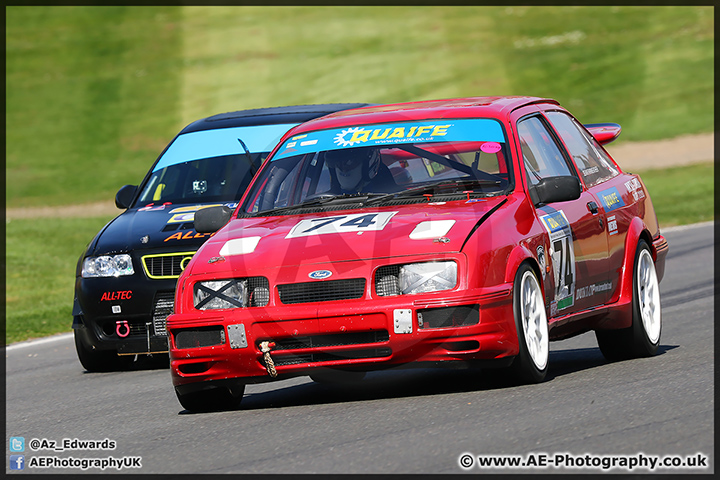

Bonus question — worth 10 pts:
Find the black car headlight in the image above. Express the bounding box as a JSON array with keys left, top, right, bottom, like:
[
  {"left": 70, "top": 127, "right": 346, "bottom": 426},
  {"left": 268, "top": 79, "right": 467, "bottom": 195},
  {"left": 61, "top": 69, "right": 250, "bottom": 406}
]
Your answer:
[{"left": 82, "top": 254, "right": 134, "bottom": 278}]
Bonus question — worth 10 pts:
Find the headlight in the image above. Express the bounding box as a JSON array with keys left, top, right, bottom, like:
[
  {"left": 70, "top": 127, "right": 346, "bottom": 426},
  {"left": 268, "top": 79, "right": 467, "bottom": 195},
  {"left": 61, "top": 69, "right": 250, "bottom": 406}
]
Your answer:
[
  {"left": 82, "top": 254, "right": 134, "bottom": 278},
  {"left": 399, "top": 261, "right": 457, "bottom": 295},
  {"left": 194, "top": 280, "right": 247, "bottom": 310}
]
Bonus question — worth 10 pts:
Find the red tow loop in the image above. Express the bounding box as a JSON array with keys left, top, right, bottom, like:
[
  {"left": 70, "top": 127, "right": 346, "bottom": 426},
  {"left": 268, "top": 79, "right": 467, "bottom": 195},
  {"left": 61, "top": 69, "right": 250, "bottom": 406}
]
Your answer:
[{"left": 116, "top": 320, "right": 130, "bottom": 338}]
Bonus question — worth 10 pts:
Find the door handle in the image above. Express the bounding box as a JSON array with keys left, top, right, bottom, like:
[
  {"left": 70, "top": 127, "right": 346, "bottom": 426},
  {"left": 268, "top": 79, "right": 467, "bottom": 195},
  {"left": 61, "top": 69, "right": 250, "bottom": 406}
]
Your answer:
[{"left": 587, "top": 201, "right": 599, "bottom": 214}]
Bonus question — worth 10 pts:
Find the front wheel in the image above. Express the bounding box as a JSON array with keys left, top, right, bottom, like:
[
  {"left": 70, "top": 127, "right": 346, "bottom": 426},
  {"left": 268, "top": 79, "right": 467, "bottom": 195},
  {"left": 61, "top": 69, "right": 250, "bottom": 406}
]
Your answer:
[
  {"left": 510, "top": 263, "right": 549, "bottom": 383},
  {"left": 596, "top": 239, "right": 661, "bottom": 361},
  {"left": 74, "top": 329, "right": 134, "bottom": 372}
]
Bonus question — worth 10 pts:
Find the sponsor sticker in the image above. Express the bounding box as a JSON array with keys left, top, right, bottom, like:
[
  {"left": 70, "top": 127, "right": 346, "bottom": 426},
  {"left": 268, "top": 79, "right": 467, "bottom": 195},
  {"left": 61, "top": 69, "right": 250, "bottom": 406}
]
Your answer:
[
  {"left": 624, "top": 178, "right": 646, "bottom": 201},
  {"left": 607, "top": 215, "right": 618, "bottom": 236},
  {"left": 540, "top": 210, "right": 576, "bottom": 311},
  {"left": 598, "top": 187, "right": 625, "bottom": 212}
]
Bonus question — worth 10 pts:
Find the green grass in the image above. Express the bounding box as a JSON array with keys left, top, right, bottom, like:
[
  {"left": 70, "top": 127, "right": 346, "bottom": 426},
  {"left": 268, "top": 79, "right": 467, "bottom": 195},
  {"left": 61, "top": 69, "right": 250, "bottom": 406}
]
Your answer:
[
  {"left": 636, "top": 163, "right": 714, "bottom": 227},
  {"left": 6, "top": 6, "right": 713, "bottom": 209},
  {"left": 6, "top": 215, "right": 116, "bottom": 344}
]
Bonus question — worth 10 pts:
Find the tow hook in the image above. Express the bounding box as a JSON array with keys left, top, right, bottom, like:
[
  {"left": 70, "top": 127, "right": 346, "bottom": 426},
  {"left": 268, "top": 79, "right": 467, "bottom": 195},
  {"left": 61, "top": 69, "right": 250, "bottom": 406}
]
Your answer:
[
  {"left": 259, "top": 341, "right": 277, "bottom": 378},
  {"left": 116, "top": 320, "right": 130, "bottom": 338}
]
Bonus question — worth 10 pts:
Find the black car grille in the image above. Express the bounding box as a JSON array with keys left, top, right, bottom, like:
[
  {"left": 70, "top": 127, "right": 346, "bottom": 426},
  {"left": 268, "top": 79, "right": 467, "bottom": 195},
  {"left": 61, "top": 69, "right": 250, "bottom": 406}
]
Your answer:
[
  {"left": 272, "top": 348, "right": 392, "bottom": 366},
  {"left": 152, "top": 291, "right": 175, "bottom": 336},
  {"left": 277, "top": 279, "right": 366, "bottom": 304},
  {"left": 375, "top": 265, "right": 402, "bottom": 296},
  {"left": 141, "top": 252, "right": 195, "bottom": 279},
  {"left": 268, "top": 330, "right": 390, "bottom": 351}
]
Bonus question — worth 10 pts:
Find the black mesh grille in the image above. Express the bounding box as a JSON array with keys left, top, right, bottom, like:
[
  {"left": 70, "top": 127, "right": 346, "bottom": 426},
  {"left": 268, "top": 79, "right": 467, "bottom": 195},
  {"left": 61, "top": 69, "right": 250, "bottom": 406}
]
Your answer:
[
  {"left": 272, "top": 347, "right": 392, "bottom": 366},
  {"left": 248, "top": 277, "right": 270, "bottom": 307},
  {"left": 267, "top": 330, "right": 390, "bottom": 351},
  {"left": 417, "top": 304, "right": 480, "bottom": 329},
  {"left": 277, "top": 279, "right": 366, "bottom": 304},
  {"left": 152, "top": 291, "right": 175, "bottom": 336},
  {"left": 142, "top": 252, "right": 195, "bottom": 278},
  {"left": 375, "top": 265, "right": 401, "bottom": 296},
  {"left": 175, "top": 326, "right": 226, "bottom": 349}
]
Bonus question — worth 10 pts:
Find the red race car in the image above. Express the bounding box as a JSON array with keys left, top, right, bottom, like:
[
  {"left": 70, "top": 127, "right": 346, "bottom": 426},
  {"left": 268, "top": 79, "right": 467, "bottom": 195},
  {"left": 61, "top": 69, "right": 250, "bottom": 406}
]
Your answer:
[{"left": 167, "top": 97, "right": 668, "bottom": 412}]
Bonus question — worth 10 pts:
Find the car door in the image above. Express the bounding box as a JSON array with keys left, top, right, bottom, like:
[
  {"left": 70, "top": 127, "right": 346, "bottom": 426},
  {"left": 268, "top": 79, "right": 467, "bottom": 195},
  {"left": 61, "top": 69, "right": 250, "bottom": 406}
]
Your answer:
[
  {"left": 542, "top": 110, "right": 623, "bottom": 304},
  {"left": 514, "top": 112, "right": 609, "bottom": 317}
]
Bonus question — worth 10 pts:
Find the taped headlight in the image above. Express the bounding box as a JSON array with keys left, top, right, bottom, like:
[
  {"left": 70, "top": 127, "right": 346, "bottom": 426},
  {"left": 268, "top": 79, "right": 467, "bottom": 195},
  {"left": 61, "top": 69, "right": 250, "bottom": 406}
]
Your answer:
[
  {"left": 194, "top": 280, "right": 247, "bottom": 310},
  {"left": 82, "top": 254, "right": 134, "bottom": 278},
  {"left": 399, "top": 261, "right": 457, "bottom": 295}
]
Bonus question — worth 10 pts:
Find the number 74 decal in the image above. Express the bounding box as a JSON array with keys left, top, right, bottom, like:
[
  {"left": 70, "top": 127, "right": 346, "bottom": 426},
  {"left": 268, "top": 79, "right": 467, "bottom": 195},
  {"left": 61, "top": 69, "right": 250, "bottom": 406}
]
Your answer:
[
  {"left": 540, "top": 210, "right": 576, "bottom": 311},
  {"left": 285, "top": 212, "right": 398, "bottom": 238}
]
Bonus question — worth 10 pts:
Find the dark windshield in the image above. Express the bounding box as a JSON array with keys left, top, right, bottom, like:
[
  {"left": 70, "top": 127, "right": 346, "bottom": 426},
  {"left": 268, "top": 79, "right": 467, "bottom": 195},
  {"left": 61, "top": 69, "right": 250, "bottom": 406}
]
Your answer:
[{"left": 242, "top": 118, "right": 511, "bottom": 215}]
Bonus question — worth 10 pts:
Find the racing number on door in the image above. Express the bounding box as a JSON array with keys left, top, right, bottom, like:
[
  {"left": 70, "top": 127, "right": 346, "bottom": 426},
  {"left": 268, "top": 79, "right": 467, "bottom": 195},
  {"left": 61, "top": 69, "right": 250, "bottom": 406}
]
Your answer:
[
  {"left": 540, "top": 211, "right": 576, "bottom": 312},
  {"left": 285, "top": 212, "right": 398, "bottom": 238}
]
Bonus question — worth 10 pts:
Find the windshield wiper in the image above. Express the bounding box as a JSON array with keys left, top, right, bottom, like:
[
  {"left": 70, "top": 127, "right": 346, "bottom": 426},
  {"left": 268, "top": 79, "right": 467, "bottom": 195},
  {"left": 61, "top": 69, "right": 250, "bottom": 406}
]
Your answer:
[
  {"left": 263, "top": 192, "right": 374, "bottom": 215},
  {"left": 237, "top": 138, "right": 257, "bottom": 175},
  {"left": 365, "top": 178, "right": 502, "bottom": 205}
]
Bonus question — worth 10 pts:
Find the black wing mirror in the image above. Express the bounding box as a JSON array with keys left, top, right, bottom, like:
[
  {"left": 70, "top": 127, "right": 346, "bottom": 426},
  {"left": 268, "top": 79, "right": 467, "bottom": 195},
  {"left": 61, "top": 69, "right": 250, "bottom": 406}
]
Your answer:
[
  {"left": 532, "top": 176, "right": 582, "bottom": 206},
  {"left": 115, "top": 185, "right": 138, "bottom": 209},
  {"left": 194, "top": 205, "right": 234, "bottom": 234}
]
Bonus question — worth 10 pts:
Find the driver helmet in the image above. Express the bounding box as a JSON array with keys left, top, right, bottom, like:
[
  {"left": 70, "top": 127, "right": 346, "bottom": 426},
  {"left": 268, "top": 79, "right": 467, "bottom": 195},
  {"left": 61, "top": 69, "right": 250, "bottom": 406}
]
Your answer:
[{"left": 325, "top": 147, "right": 380, "bottom": 191}]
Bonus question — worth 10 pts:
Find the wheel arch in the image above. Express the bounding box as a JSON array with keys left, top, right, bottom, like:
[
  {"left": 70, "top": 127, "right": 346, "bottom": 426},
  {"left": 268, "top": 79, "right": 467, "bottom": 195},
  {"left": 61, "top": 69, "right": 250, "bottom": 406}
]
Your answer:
[{"left": 616, "top": 216, "right": 653, "bottom": 305}]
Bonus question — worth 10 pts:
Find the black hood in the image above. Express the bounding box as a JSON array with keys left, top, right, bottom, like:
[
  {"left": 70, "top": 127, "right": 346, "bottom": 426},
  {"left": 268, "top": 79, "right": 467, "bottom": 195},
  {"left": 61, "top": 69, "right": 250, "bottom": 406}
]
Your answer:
[{"left": 88, "top": 203, "right": 228, "bottom": 255}]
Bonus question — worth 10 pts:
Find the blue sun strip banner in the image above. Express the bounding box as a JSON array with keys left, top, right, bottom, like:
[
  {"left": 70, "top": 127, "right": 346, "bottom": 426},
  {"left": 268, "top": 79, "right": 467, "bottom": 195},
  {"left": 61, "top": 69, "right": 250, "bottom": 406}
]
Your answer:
[
  {"left": 153, "top": 124, "right": 300, "bottom": 172},
  {"left": 272, "top": 118, "right": 506, "bottom": 161}
]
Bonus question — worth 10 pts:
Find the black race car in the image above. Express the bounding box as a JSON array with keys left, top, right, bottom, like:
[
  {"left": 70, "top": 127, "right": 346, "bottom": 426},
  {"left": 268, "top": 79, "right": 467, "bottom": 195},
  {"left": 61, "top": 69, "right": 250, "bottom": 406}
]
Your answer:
[{"left": 73, "top": 103, "right": 369, "bottom": 371}]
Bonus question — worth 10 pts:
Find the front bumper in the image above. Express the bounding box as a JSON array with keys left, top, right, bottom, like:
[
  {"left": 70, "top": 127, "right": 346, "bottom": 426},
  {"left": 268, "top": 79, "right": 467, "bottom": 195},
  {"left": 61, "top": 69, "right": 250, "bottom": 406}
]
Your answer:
[{"left": 167, "top": 284, "right": 516, "bottom": 388}]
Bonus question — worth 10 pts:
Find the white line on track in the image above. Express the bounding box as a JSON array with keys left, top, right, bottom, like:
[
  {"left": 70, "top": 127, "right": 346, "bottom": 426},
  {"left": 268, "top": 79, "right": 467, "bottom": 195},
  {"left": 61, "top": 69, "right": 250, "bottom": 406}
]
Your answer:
[
  {"left": 6, "top": 332, "right": 74, "bottom": 351},
  {"left": 662, "top": 220, "right": 714, "bottom": 233}
]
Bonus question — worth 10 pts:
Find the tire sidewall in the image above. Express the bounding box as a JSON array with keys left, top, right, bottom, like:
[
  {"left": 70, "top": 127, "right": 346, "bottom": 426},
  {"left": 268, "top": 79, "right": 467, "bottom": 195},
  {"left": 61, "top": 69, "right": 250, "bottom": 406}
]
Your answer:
[
  {"left": 632, "top": 240, "right": 661, "bottom": 355},
  {"left": 512, "top": 263, "right": 549, "bottom": 382}
]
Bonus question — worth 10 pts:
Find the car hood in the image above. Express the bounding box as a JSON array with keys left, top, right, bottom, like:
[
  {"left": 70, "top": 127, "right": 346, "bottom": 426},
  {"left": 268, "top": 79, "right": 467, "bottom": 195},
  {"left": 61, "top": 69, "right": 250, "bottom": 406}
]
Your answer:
[
  {"left": 89, "top": 203, "right": 233, "bottom": 255},
  {"left": 187, "top": 197, "right": 507, "bottom": 274}
]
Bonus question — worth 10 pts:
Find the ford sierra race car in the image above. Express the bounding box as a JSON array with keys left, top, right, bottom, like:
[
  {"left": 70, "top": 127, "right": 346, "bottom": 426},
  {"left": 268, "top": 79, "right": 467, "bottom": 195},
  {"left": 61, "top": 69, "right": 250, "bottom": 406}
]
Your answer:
[
  {"left": 166, "top": 96, "right": 668, "bottom": 412},
  {"left": 73, "top": 103, "right": 369, "bottom": 372}
]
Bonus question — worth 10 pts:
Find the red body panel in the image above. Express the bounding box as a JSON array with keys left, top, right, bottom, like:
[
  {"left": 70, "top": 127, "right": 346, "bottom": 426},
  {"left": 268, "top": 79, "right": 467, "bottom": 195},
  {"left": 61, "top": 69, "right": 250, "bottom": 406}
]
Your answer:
[{"left": 166, "top": 96, "right": 666, "bottom": 390}]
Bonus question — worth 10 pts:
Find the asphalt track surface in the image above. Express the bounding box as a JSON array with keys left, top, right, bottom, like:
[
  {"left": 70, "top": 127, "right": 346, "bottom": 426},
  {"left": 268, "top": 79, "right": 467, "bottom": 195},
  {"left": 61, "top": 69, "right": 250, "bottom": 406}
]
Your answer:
[{"left": 6, "top": 222, "right": 714, "bottom": 474}]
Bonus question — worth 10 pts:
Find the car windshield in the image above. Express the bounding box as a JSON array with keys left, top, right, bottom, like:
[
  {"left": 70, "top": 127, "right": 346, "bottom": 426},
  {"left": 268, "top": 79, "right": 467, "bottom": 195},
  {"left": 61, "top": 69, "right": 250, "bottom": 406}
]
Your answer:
[
  {"left": 242, "top": 118, "right": 511, "bottom": 215},
  {"left": 136, "top": 123, "right": 298, "bottom": 207}
]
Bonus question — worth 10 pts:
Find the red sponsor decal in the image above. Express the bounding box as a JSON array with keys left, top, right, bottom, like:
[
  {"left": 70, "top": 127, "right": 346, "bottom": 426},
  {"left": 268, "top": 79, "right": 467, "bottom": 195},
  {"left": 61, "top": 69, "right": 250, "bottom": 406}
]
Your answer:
[{"left": 101, "top": 290, "right": 133, "bottom": 301}]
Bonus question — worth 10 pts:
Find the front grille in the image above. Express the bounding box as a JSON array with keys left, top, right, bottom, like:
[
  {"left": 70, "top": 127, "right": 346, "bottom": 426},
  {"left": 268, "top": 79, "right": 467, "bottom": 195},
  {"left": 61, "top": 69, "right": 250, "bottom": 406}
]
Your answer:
[
  {"left": 152, "top": 292, "right": 175, "bottom": 336},
  {"left": 142, "top": 251, "right": 196, "bottom": 279},
  {"left": 267, "top": 330, "right": 390, "bottom": 351},
  {"left": 272, "top": 347, "right": 392, "bottom": 366},
  {"left": 417, "top": 304, "right": 480, "bottom": 329},
  {"left": 277, "top": 278, "right": 366, "bottom": 304}
]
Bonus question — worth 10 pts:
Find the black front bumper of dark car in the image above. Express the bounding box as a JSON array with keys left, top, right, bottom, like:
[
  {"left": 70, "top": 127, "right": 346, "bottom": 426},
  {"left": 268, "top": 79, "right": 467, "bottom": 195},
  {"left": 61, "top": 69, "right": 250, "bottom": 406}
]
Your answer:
[{"left": 73, "top": 275, "right": 178, "bottom": 355}]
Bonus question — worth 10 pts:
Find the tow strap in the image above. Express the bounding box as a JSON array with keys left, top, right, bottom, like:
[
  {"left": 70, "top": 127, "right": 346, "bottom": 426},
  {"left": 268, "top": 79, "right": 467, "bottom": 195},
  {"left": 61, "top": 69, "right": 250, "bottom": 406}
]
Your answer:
[{"left": 259, "top": 341, "right": 277, "bottom": 378}]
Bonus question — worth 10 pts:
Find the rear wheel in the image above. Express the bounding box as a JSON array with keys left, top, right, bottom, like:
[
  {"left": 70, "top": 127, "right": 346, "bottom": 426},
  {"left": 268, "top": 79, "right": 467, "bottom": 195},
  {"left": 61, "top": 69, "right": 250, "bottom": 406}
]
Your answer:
[
  {"left": 510, "top": 264, "right": 549, "bottom": 383},
  {"left": 74, "top": 328, "right": 134, "bottom": 372},
  {"left": 175, "top": 384, "right": 245, "bottom": 413},
  {"left": 596, "top": 239, "right": 661, "bottom": 361}
]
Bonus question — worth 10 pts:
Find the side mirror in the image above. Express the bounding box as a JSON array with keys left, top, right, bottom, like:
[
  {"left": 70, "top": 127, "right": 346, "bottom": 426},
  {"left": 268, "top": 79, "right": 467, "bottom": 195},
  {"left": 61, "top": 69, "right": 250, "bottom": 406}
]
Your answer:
[
  {"left": 115, "top": 185, "right": 138, "bottom": 209},
  {"left": 533, "top": 176, "right": 582, "bottom": 206},
  {"left": 194, "top": 205, "right": 234, "bottom": 234}
]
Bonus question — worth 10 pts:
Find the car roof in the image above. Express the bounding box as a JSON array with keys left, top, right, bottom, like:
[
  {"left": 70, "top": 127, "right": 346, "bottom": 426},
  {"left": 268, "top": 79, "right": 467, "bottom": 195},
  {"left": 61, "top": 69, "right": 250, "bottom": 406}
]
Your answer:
[
  {"left": 179, "top": 103, "right": 372, "bottom": 134},
  {"left": 288, "top": 96, "right": 558, "bottom": 133}
]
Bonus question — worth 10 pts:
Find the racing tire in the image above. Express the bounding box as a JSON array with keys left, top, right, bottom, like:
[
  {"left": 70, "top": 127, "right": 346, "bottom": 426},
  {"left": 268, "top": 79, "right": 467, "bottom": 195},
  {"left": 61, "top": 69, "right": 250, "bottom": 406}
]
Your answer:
[
  {"left": 74, "top": 329, "right": 134, "bottom": 372},
  {"left": 510, "top": 263, "right": 549, "bottom": 383},
  {"left": 310, "top": 369, "right": 366, "bottom": 384},
  {"left": 175, "top": 385, "right": 245, "bottom": 413},
  {"left": 596, "top": 240, "right": 661, "bottom": 361}
]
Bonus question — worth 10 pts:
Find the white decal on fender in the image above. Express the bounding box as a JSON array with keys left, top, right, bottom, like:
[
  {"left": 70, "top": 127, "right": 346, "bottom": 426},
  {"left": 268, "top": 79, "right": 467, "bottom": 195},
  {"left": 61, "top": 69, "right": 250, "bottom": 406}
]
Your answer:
[
  {"left": 285, "top": 212, "right": 398, "bottom": 238},
  {"left": 410, "top": 220, "right": 456, "bottom": 239},
  {"left": 539, "top": 210, "right": 576, "bottom": 311}
]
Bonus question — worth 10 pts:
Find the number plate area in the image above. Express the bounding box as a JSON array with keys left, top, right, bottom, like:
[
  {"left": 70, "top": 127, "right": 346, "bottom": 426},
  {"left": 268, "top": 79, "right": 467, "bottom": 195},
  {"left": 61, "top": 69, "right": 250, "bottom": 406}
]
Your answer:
[{"left": 393, "top": 309, "right": 413, "bottom": 334}]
